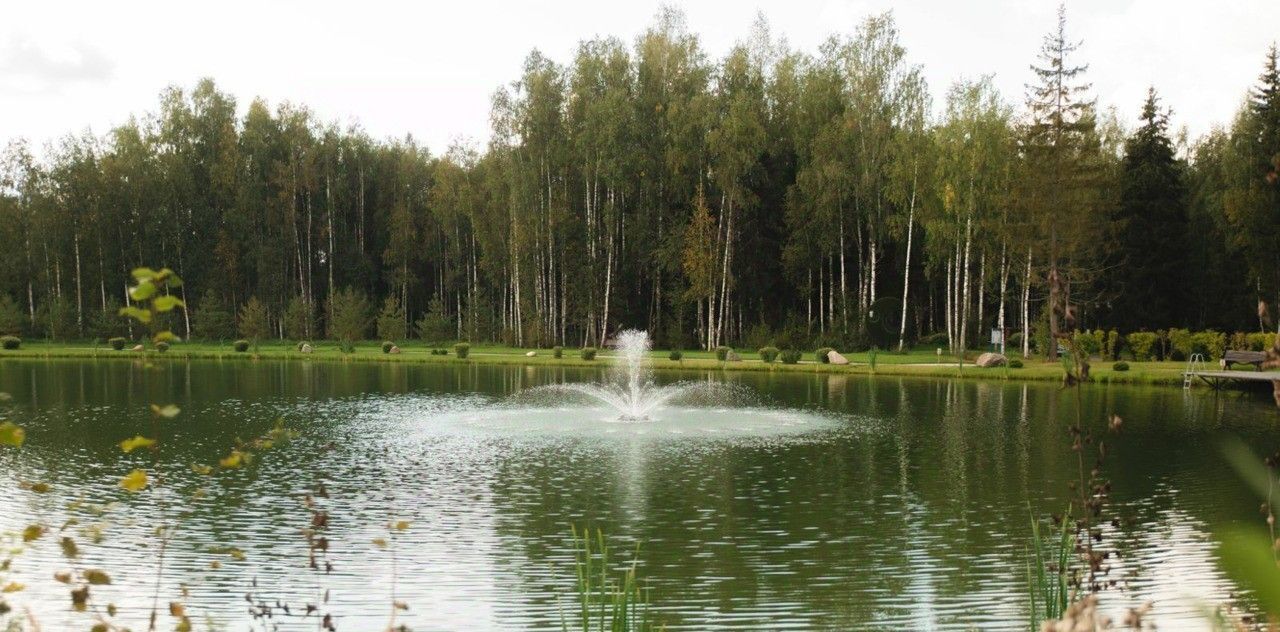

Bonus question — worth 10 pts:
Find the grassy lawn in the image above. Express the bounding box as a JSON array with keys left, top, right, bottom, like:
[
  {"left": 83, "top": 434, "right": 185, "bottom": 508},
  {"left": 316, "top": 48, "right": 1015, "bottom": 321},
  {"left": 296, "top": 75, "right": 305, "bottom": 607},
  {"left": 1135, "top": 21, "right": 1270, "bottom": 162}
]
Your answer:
[{"left": 0, "top": 339, "right": 1218, "bottom": 387}]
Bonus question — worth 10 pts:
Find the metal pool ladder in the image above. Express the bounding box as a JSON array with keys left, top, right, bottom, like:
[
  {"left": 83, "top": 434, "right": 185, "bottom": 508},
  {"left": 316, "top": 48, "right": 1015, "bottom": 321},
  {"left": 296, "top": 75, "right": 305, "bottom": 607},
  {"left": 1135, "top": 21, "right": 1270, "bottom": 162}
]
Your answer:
[{"left": 1184, "top": 353, "right": 1207, "bottom": 389}]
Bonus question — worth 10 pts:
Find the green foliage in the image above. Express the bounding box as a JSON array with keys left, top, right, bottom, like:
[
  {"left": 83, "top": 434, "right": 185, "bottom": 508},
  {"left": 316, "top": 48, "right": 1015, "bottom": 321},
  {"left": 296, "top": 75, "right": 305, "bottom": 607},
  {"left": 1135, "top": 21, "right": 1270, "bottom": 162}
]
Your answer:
[
  {"left": 1026, "top": 506, "right": 1076, "bottom": 629},
  {"left": 565, "top": 526, "right": 658, "bottom": 632},
  {"left": 1190, "top": 330, "right": 1227, "bottom": 360},
  {"left": 108, "top": 336, "right": 126, "bottom": 351},
  {"left": 238, "top": 297, "right": 271, "bottom": 344},
  {"left": 1245, "top": 332, "right": 1278, "bottom": 352},
  {"left": 815, "top": 347, "right": 833, "bottom": 364},
  {"left": 714, "top": 346, "right": 731, "bottom": 361},
  {"left": 1126, "top": 332, "right": 1158, "bottom": 361},
  {"left": 581, "top": 347, "right": 597, "bottom": 361},
  {"left": 1167, "top": 328, "right": 1193, "bottom": 360},
  {"left": 1009, "top": 358, "right": 1024, "bottom": 369},
  {"left": 0, "top": 335, "right": 19, "bottom": 350},
  {"left": 281, "top": 296, "right": 314, "bottom": 341},
  {"left": 192, "top": 289, "right": 236, "bottom": 340},
  {"left": 758, "top": 346, "right": 779, "bottom": 363},
  {"left": 1112, "top": 361, "right": 1130, "bottom": 372},
  {"left": 415, "top": 297, "right": 453, "bottom": 344},
  {"left": 233, "top": 339, "right": 250, "bottom": 353},
  {"left": 326, "top": 287, "right": 370, "bottom": 345},
  {"left": 553, "top": 346, "right": 563, "bottom": 359},
  {"left": 780, "top": 349, "right": 802, "bottom": 364},
  {"left": 743, "top": 323, "right": 774, "bottom": 350},
  {"left": 1217, "top": 438, "right": 1280, "bottom": 618},
  {"left": 453, "top": 342, "right": 471, "bottom": 359},
  {"left": 0, "top": 294, "right": 23, "bottom": 336},
  {"left": 1104, "top": 330, "right": 1120, "bottom": 359},
  {"left": 382, "top": 341, "right": 396, "bottom": 354},
  {"left": 668, "top": 350, "right": 683, "bottom": 361},
  {"left": 1072, "top": 330, "right": 1102, "bottom": 358},
  {"left": 376, "top": 295, "right": 407, "bottom": 342},
  {"left": 155, "top": 341, "right": 170, "bottom": 353},
  {"left": 88, "top": 298, "right": 128, "bottom": 340},
  {"left": 37, "top": 294, "right": 75, "bottom": 341}
]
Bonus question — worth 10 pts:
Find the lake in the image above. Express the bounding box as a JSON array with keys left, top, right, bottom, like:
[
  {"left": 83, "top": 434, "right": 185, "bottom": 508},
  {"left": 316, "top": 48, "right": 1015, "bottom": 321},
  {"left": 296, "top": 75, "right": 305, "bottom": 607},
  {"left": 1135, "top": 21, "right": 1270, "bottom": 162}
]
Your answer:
[{"left": 0, "top": 359, "right": 1276, "bottom": 630}]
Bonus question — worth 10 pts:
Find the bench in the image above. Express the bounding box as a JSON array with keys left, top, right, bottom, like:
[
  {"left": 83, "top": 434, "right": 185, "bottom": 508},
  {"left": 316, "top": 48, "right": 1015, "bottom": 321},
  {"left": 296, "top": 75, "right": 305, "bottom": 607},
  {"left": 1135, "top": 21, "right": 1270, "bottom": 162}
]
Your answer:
[{"left": 1221, "top": 350, "right": 1268, "bottom": 370}]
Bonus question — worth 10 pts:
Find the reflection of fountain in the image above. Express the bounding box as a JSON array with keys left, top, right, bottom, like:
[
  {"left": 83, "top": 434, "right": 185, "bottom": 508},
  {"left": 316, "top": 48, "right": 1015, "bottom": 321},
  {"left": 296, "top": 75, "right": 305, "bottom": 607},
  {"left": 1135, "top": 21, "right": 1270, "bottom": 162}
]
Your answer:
[{"left": 555, "top": 330, "right": 693, "bottom": 421}]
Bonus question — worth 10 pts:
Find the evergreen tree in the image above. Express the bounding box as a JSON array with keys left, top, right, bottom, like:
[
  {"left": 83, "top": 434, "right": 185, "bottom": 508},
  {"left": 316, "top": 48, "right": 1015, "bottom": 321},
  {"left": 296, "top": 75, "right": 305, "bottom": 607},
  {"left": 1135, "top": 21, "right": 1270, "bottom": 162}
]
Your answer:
[
  {"left": 192, "top": 289, "right": 236, "bottom": 340},
  {"left": 238, "top": 297, "right": 271, "bottom": 346},
  {"left": 1112, "top": 88, "right": 1187, "bottom": 331},
  {"left": 376, "top": 295, "right": 407, "bottom": 341}
]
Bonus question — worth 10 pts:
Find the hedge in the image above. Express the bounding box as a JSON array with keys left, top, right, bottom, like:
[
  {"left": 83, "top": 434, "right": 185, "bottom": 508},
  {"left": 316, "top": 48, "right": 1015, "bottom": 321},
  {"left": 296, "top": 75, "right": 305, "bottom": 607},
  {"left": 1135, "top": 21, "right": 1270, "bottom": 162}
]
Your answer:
[{"left": 758, "top": 346, "right": 779, "bottom": 363}]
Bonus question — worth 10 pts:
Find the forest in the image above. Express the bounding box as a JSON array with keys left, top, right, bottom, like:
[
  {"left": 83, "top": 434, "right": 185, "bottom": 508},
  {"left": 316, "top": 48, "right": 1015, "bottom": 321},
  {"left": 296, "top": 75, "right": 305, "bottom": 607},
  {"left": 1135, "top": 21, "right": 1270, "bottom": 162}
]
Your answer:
[{"left": 0, "top": 8, "right": 1277, "bottom": 355}]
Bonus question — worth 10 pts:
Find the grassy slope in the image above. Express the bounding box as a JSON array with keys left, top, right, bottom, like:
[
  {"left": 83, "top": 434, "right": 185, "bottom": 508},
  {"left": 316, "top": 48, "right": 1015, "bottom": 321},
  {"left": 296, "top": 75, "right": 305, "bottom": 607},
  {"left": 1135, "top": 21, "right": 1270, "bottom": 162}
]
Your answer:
[{"left": 0, "top": 340, "right": 1207, "bottom": 387}]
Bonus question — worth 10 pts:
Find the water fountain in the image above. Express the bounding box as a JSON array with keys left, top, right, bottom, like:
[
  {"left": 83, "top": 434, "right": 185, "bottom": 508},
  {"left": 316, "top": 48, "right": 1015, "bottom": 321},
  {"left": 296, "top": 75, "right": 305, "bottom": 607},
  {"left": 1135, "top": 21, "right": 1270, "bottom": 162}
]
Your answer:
[{"left": 552, "top": 329, "right": 692, "bottom": 421}]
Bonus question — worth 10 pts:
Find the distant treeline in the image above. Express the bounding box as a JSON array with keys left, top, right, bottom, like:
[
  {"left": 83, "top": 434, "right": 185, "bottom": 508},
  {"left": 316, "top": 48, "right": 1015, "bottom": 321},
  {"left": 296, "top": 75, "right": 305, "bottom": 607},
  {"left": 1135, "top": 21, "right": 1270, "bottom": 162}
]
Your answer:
[{"left": 0, "top": 7, "right": 1277, "bottom": 354}]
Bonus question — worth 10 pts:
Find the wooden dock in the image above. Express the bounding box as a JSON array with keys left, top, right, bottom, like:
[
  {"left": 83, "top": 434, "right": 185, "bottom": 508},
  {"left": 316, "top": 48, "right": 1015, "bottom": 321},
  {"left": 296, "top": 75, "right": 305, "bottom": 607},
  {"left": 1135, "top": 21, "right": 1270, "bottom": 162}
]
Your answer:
[
  {"left": 1183, "top": 369, "right": 1280, "bottom": 390},
  {"left": 1182, "top": 368, "right": 1280, "bottom": 406}
]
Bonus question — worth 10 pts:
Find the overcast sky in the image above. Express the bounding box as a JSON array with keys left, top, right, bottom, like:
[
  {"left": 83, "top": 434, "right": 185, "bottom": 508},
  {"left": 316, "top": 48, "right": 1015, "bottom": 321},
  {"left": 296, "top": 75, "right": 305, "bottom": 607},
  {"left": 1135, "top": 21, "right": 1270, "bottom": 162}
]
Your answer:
[{"left": 2, "top": 0, "right": 1277, "bottom": 156}]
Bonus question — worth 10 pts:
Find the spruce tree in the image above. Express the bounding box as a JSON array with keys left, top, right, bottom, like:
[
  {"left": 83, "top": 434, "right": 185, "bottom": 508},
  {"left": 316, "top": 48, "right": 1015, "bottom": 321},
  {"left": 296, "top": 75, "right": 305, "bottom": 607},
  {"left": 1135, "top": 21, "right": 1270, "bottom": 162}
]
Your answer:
[{"left": 1112, "top": 88, "right": 1187, "bottom": 331}]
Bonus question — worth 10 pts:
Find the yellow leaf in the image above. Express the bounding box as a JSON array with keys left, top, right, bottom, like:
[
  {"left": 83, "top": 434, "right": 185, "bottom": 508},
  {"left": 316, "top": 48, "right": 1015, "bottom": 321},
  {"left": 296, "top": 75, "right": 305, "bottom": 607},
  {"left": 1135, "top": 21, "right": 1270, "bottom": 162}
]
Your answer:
[
  {"left": 228, "top": 548, "right": 245, "bottom": 561},
  {"left": 119, "top": 435, "right": 156, "bottom": 453},
  {"left": 129, "top": 281, "right": 157, "bottom": 302},
  {"left": 2, "top": 582, "right": 24, "bottom": 593},
  {"left": 53, "top": 571, "right": 72, "bottom": 584},
  {"left": 153, "top": 295, "right": 185, "bottom": 313},
  {"left": 131, "top": 267, "right": 159, "bottom": 282},
  {"left": 119, "top": 469, "right": 148, "bottom": 492},
  {"left": 175, "top": 616, "right": 192, "bottom": 632},
  {"left": 0, "top": 421, "right": 24, "bottom": 447},
  {"left": 394, "top": 520, "right": 410, "bottom": 531},
  {"left": 19, "top": 480, "right": 49, "bottom": 493},
  {"left": 393, "top": 600, "right": 408, "bottom": 611},
  {"left": 169, "top": 601, "right": 186, "bottom": 617},
  {"left": 60, "top": 536, "right": 79, "bottom": 558},
  {"left": 190, "top": 464, "right": 213, "bottom": 475},
  {"left": 372, "top": 538, "right": 388, "bottom": 548},
  {"left": 150, "top": 404, "right": 181, "bottom": 419},
  {"left": 106, "top": 603, "right": 116, "bottom": 616},
  {"left": 219, "top": 451, "right": 243, "bottom": 469},
  {"left": 209, "top": 560, "right": 221, "bottom": 569},
  {"left": 22, "top": 524, "right": 45, "bottom": 542},
  {"left": 152, "top": 330, "right": 180, "bottom": 344},
  {"left": 83, "top": 569, "right": 111, "bottom": 585},
  {"left": 118, "top": 305, "right": 152, "bottom": 324}
]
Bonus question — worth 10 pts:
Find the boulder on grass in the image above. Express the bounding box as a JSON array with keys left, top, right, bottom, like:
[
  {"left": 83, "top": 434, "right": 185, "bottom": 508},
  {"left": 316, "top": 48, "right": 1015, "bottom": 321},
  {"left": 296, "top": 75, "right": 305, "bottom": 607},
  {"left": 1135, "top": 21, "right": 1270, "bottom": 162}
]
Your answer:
[
  {"left": 726, "top": 351, "right": 742, "bottom": 362},
  {"left": 525, "top": 351, "right": 536, "bottom": 357},
  {"left": 389, "top": 345, "right": 401, "bottom": 355},
  {"left": 300, "top": 343, "right": 313, "bottom": 354},
  {"left": 131, "top": 344, "right": 144, "bottom": 352},
  {"left": 828, "top": 350, "right": 849, "bottom": 365},
  {"left": 976, "top": 352, "right": 1007, "bottom": 368}
]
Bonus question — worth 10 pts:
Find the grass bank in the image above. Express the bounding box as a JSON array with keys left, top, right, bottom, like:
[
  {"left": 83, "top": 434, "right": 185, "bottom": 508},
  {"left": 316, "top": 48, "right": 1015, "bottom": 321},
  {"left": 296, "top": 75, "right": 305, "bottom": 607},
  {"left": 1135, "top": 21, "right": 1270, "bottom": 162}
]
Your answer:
[{"left": 0, "top": 339, "right": 1217, "bottom": 387}]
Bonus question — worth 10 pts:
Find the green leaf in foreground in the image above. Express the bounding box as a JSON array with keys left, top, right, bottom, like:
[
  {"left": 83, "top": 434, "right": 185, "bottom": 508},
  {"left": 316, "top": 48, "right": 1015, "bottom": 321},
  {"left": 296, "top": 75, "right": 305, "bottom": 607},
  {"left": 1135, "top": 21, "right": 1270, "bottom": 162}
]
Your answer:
[
  {"left": 1217, "top": 525, "right": 1280, "bottom": 615},
  {"left": 0, "top": 421, "right": 24, "bottom": 447},
  {"left": 153, "top": 295, "right": 185, "bottom": 312}
]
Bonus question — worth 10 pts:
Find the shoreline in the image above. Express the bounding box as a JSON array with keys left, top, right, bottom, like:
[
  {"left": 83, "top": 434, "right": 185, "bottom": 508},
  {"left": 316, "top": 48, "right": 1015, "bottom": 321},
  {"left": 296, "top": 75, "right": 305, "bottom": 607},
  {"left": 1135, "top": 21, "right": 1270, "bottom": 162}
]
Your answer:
[{"left": 0, "top": 342, "right": 1233, "bottom": 388}]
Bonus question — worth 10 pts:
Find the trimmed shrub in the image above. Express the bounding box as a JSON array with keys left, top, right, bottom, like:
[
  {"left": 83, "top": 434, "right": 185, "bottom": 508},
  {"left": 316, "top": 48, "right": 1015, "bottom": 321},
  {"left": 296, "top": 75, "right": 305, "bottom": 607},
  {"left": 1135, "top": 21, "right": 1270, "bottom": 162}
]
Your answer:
[
  {"left": 382, "top": 341, "right": 395, "bottom": 354},
  {"left": 815, "top": 347, "right": 833, "bottom": 364},
  {"left": 337, "top": 340, "right": 355, "bottom": 354},
  {"left": 1190, "top": 330, "right": 1227, "bottom": 360},
  {"left": 553, "top": 345, "right": 563, "bottom": 359},
  {"left": 758, "top": 346, "right": 779, "bottom": 363},
  {"left": 109, "top": 337, "right": 127, "bottom": 351},
  {"left": 1105, "top": 330, "right": 1121, "bottom": 359},
  {"left": 715, "top": 346, "right": 731, "bottom": 362},
  {"left": 1127, "top": 332, "right": 1158, "bottom": 361},
  {"left": 668, "top": 350, "right": 683, "bottom": 361},
  {"left": 1008, "top": 358, "right": 1024, "bottom": 369},
  {"left": 1245, "top": 332, "right": 1278, "bottom": 352},
  {"left": 1113, "top": 361, "right": 1130, "bottom": 372},
  {"left": 1072, "top": 330, "right": 1102, "bottom": 358},
  {"left": 780, "top": 349, "right": 802, "bottom": 364},
  {"left": 233, "top": 340, "right": 250, "bottom": 353},
  {"left": 581, "top": 347, "right": 597, "bottom": 361},
  {"left": 1, "top": 335, "right": 20, "bottom": 350},
  {"left": 155, "top": 341, "right": 170, "bottom": 353},
  {"left": 1167, "top": 328, "right": 1193, "bottom": 360},
  {"left": 453, "top": 342, "right": 471, "bottom": 359}
]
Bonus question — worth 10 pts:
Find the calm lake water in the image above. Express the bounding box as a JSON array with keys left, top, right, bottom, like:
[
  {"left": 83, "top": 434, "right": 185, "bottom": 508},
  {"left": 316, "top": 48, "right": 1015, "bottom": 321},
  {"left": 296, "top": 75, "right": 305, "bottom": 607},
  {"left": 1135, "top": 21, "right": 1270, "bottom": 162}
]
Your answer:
[{"left": 1, "top": 358, "right": 1277, "bottom": 630}]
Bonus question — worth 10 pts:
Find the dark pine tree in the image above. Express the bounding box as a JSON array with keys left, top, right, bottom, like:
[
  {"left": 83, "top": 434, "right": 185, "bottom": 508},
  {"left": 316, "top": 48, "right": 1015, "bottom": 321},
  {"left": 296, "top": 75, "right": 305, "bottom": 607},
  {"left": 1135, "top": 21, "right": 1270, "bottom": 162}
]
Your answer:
[{"left": 1112, "top": 88, "right": 1187, "bottom": 331}]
